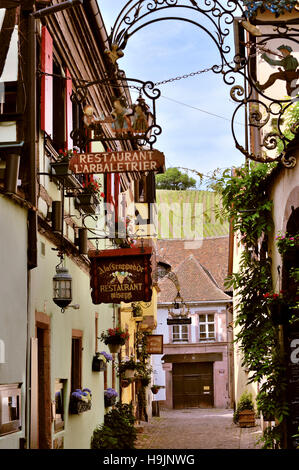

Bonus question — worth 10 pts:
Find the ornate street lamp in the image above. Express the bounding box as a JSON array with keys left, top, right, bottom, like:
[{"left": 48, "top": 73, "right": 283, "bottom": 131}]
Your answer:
[
  {"left": 168, "top": 292, "right": 190, "bottom": 318},
  {"left": 53, "top": 256, "right": 72, "bottom": 312}
]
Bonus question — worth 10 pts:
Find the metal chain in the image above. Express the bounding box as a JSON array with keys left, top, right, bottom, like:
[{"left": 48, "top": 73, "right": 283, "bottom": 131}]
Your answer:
[{"left": 153, "top": 65, "right": 217, "bottom": 86}]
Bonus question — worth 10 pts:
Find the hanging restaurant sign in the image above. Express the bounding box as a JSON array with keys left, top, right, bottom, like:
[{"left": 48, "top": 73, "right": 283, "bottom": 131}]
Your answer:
[
  {"left": 69, "top": 149, "right": 165, "bottom": 174},
  {"left": 89, "top": 247, "right": 152, "bottom": 304}
]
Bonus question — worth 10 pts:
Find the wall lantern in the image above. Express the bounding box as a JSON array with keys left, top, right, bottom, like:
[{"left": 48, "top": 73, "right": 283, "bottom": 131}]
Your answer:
[{"left": 53, "top": 257, "right": 72, "bottom": 312}]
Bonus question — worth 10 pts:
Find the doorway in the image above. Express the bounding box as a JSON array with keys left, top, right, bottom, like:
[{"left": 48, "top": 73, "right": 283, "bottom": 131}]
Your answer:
[{"left": 172, "top": 362, "right": 214, "bottom": 409}]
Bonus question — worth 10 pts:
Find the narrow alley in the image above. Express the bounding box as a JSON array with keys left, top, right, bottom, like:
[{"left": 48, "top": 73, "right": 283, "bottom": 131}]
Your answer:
[{"left": 135, "top": 408, "right": 262, "bottom": 449}]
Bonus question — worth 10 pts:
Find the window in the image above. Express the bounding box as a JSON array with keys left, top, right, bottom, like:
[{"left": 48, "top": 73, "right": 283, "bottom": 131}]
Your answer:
[
  {"left": 172, "top": 325, "right": 189, "bottom": 343},
  {"left": 0, "top": 383, "right": 21, "bottom": 436},
  {"left": 199, "top": 314, "right": 215, "bottom": 341},
  {"left": 71, "top": 330, "right": 82, "bottom": 392}
]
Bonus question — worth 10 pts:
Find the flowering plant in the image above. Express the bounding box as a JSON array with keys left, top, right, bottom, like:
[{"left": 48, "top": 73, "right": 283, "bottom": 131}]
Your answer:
[
  {"left": 104, "top": 388, "right": 118, "bottom": 399},
  {"left": 71, "top": 388, "right": 92, "bottom": 402},
  {"left": 275, "top": 232, "right": 299, "bottom": 254},
  {"left": 99, "top": 351, "right": 113, "bottom": 362},
  {"left": 82, "top": 179, "right": 105, "bottom": 198},
  {"left": 57, "top": 148, "right": 77, "bottom": 162},
  {"left": 100, "top": 327, "right": 129, "bottom": 345},
  {"left": 263, "top": 291, "right": 285, "bottom": 304}
]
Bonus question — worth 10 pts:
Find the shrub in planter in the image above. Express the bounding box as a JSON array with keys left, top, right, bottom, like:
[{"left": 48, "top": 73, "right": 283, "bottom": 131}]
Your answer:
[
  {"left": 233, "top": 391, "right": 255, "bottom": 425},
  {"left": 91, "top": 402, "right": 137, "bottom": 449}
]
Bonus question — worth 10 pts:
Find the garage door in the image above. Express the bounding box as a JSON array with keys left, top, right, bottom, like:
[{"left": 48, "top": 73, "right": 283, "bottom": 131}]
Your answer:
[{"left": 173, "top": 362, "right": 213, "bottom": 409}]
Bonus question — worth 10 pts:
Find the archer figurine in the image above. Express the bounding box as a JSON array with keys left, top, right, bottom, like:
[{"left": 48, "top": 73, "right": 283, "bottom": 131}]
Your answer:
[{"left": 257, "top": 44, "right": 299, "bottom": 96}]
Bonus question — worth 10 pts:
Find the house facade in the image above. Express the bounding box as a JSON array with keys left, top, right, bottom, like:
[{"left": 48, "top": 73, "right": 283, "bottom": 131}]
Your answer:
[{"left": 152, "top": 238, "right": 233, "bottom": 410}]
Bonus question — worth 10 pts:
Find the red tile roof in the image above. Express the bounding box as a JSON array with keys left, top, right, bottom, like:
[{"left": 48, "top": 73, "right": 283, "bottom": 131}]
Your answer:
[
  {"left": 158, "top": 251, "right": 231, "bottom": 303},
  {"left": 157, "top": 237, "right": 229, "bottom": 291}
]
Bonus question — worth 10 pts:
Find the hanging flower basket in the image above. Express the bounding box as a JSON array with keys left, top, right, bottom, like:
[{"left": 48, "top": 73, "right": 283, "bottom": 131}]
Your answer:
[
  {"left": 121, "top": 378, "right": 133, "bottom": 388},
  {"left": 117, "top": 358, "right": 139, "bottom": 378},
  {"left": 69, "top": 388, "right": 92, "bottom": 414},
  {"left": 151, "top": 385, "right": 162, "bottom": 395},
  {"left": 99, "top": 327, "right": 129, "bottom": 354},
  {"left": 92, "top": 352, "right": 110, "bottom": 372},
  {"left": 263, "top": 292, "right": 290, "bottom": 325}
]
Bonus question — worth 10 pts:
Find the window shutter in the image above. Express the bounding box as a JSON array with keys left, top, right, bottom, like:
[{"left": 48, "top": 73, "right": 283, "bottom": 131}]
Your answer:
[
  {"left": 40, "top": 26, "right": 53, "bottom": 136},
  {"left": 114, "top": 173, "right": 120, "bottom": 223},
  {"left": 65, "top": 68, "right": 73, "bottom": 149}
]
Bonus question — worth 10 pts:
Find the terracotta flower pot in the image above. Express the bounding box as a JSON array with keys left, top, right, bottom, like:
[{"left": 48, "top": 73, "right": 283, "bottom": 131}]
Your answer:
[
  {"left": 107, "top": 342, "right": 122, "bottom": 354},
  {"left": 124, "top": 369, "right": 135, "bottom": 379}
]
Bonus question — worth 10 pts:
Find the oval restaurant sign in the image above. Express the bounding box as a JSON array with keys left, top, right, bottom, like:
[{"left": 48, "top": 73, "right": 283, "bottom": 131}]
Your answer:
[
  {"left": 88, "top": 247, "right": 153, "bottom": 304},
  {"left": 69, "top": 149, "right": 165, "bottom": 174}
]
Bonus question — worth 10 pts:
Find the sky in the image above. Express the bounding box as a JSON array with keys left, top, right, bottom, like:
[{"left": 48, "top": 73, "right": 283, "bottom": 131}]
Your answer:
[{"left": 98, "top": 1, "right": 246, "bottom": 186}]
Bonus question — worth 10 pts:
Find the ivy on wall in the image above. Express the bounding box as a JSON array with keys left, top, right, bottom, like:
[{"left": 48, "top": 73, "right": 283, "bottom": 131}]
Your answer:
[{"left": 211, "top": 162, "right": 290, "bottom": 448}]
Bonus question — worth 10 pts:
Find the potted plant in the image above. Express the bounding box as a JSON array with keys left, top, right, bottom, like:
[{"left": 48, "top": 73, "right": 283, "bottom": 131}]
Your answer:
[
  {"left": 276, "top": 231, "right": 299, "bottom": 256},
  {"left": 151, "top": 385, "right": 161, "bottom": 395},
  {"left": 99, "top": 327, "right": 129, "bottom": 354},
  {"left": 104, "top": 388, "right": 118, "bottom": 408},
  {"left": 263, "top": 291, "right": 289, "bottom": 325},
  {"left": 233, "top": 391, "right": 255, "bottom": 427},
  {"left": 92, "top": 351, "right": 113, "bottom": 372},
  {"left": 91, "top": 402, "right": 137, "bottom": 449},
  {"left": 76, "top": 178, "right": 105, "bottom": 207},
  {"left": 69, "top": 388, "right": 92, "bottom": 414},
  {"left": 121, "top": 378, "right": 133, "bottom": 388},
  {"left": 132, "top": 303, "right": 143, "bottom": 320},
  {"left": 117, "top": 358, "right": 139, "bottom": 379},
  {"left": 50, "top": 148, "right": 75, "bottom": 176}
]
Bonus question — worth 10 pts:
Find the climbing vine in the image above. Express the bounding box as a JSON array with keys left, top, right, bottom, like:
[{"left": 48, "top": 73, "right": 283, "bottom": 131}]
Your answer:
[{"left": 210, "top": 162, "right": 290, "bottom": 448}]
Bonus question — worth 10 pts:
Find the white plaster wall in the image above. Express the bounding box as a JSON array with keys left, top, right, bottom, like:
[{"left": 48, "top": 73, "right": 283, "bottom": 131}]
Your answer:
[
  {"left": 30, "top": 233, "right": 117, "bottom": 449},
  {"left": 0, "top": 197, "right": 27, "bottom": 449}
]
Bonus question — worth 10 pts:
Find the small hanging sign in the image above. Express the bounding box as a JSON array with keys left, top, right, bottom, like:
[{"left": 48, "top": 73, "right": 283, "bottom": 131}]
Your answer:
[
  {"left": 167, "top": 318, "right": 191, "bottom": 325},
  {"left": 89, "top": 247, "right": 152, "bottom": 304},
  {"left": 145, "top": 335, "right": 163, "bottom": 355},
  {"left": 69, "top": 149, "right": 165, "bottom": 174}
]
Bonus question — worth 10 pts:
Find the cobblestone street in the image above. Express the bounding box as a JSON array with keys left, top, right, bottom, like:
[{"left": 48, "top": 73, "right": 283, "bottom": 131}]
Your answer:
[{"left": 135, "top": 408, "right": 263, "bottom": 449}]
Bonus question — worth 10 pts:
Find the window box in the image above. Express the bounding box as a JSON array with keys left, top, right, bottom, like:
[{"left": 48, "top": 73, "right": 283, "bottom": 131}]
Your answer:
[
  {"left": 69, "top": 399, "right": 92, "bottom": 415},
  {"left": 0, "top": 384, "right": 22, "bottom": 436},
  {"left": 69, "top": 388, "right": 92, "bottom": 415},
  {"left": 92, "top": 353, "right": 107, "bottom": 372}
]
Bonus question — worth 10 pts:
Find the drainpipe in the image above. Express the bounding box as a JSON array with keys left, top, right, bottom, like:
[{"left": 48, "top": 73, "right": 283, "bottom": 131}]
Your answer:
[{"left": 28, "top": 11, "right": 38, "bottom": 270}]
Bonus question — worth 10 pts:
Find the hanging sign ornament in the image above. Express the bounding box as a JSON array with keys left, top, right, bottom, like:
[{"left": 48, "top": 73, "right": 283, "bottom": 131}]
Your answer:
[
  {"left": 99, "top": 0, "right": 299, "bottom": 168},
  {"left": 69, "top": 148, "right": 165, "bottom": 174},
  {"left": 89, "top": 247, "right": 153, "bottom": 304}
]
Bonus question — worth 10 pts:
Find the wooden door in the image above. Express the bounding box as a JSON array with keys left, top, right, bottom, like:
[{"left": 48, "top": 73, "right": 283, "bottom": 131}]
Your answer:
[{"left": 173, "top": 362, "right": 213, "bottom": 409}]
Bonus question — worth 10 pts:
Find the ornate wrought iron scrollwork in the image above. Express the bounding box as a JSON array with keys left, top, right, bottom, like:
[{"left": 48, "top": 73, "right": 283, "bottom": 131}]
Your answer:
[{"left": 103, "top": 0, "right": 299, "bottom": 167}]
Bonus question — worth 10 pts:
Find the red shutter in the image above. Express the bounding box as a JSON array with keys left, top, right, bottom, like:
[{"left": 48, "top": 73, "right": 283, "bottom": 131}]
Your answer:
[
  {"left": 106, "top": 173, "right": 112, "bottom": 204},
  {"left": 114, "top": 173, "right": 120, "bottom": 223},
  {"left": 40, "top": 26, "right": 53, "bottom": 136},
  {"left": 65, "top": 68, "right": 73, "bottom": 149}
]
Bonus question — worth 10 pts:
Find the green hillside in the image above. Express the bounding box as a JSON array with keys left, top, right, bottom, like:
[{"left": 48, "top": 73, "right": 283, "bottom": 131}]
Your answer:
[{"left": 156, "top": 190, "right": 229, "bottom": 239}]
